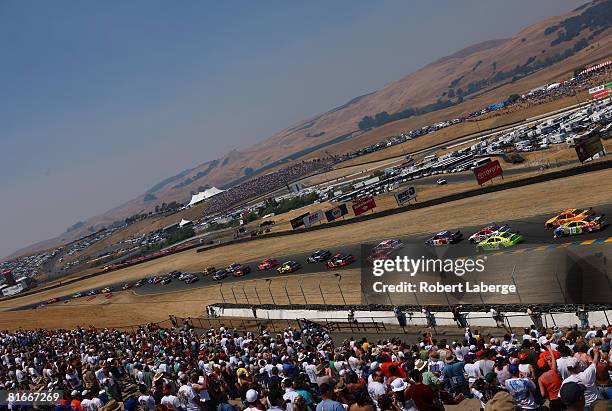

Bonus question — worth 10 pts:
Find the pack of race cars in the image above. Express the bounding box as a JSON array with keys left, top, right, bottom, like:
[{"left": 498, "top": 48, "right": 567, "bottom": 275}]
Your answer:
[
  {"left": 419, "top": 207, "right": 606, "bottom": 252},
  {"left": 60, "top": 206, "right": 607, "bottom": 305}
]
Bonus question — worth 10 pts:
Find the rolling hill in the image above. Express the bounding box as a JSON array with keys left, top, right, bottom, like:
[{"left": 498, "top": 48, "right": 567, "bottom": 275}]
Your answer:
[{"left": 8, "top": 0, "right": 612, "bottom": 260}]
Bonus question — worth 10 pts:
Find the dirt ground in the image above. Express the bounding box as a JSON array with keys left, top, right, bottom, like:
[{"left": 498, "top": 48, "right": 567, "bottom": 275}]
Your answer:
[
  {"left": 0, "top": 270, "right": 361, "bottom": 330},
  {"left": 2, "top": 167, "right": 611, "bottom": 327}
]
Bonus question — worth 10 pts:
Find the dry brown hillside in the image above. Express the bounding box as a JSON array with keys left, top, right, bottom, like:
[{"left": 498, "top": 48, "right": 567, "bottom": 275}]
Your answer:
[{"left": 9, "top": 0, "right": 612, "bottom": 259}]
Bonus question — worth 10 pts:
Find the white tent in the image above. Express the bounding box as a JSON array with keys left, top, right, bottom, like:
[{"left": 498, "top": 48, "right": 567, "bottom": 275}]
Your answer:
[
  {"left": 187, "top": 187, "right": 224, "bottom": 207},
  {"left": 179, "top": 219, "right": 192, "bottom": 227}
]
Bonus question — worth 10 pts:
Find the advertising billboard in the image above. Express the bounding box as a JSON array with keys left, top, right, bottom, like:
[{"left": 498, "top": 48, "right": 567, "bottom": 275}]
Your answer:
[
  {"left": 290, "top": 212, "right": 311, "bottom": 229},
  {"left": 352, "top": 196, "right": 377, "bottom": 216},
  {"left": 575, "top": 135, "right": 604, "bottom": 163},
  {"left": 473, "top": 159, "right": 503, "bottom": 185},
  {"left": 325, "top": 204, "right": 349, "bottom": 222},
  {"left": 394, "top": 186, "right": 417, "bottom": 206},
  {"left": 303, "top": 210, "right": 324, "bottom": 228}
]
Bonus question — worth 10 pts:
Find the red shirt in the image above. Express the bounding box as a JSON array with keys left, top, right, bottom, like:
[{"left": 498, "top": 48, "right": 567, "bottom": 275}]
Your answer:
[
  {"left": 539, "top": 370, "right": 562, "bottom": 400},
  {"left": 380, "top": 361, "right": 406, "bottom": 378}
]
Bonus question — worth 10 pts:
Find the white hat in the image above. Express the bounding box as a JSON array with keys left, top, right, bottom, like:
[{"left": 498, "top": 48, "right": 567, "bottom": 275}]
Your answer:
[
  {"left": 81, "top": 390, "right": 89, "bottom": 396},
  {"left": 391, "top": 378, "right": 408, "bottom": 392},
  {"left": 245, "top": 389, "right": 258, "bottom": 403},
  {"left": 71, "top": 390, "right": 79, "bottom": 397},
  {"left": 370, "top": 361, "right": 379, "bottom": 370}
]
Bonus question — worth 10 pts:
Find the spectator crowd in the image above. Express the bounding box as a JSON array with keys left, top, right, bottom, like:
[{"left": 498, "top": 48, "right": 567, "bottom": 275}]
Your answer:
[
  {"left": 0, "top": 319, "right": 610, "bottom": 411},
  {"left": 203, "top": 160, "right": 329, "bottom": 216}
]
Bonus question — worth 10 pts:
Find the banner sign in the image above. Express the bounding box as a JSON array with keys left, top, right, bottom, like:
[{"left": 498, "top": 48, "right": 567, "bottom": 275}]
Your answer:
[
  {"left": 325, "top": 204, "right": 349, "bottom": 222},
  {"left": 575, "top": 135, "right": 604, "bottom": 163},
  {"left": 290, "top": 212, "right": 311, "bottom": 229},
  {"left": 303, "top": 210, "right": 324, "bottom": 228},
  {"left": 394, "top": 186, "right": 417, "bottom": 206},
  {"left": 592, "top": 89, "right": 610, "bottom": 99},
  {"left": 589, "top": 85, "right": 605, "bottom": 94},
  {"left": 352, "top": 196, "right": 377, "bottom": 216},
  {"left": 473, "top": 159, "right": 503, "bottom": 185}
]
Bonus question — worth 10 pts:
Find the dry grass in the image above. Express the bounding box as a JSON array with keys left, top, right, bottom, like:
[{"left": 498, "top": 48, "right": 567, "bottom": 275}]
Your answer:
[{"left": 0, "top": 270, "right": 361, "bottom": 330}]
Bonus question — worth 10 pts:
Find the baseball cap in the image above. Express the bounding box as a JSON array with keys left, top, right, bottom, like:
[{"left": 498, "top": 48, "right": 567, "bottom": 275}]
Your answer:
[
  {"left": 484, "top": 372, "right": 497, "bottom": 384},
  {"left": 559, "top": 382, "right": 584, "bottom": 406},
  {"left": 508, "top": 364, "right": 519, "bottom": 375},
  {"left": 245, "top": 389, "right": 258, "bottom": 403}
]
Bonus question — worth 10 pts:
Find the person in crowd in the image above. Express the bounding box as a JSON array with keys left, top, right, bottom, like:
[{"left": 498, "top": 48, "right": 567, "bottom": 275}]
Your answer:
[{"left": 0, "top": 315, "right": 608, "bottom": 411}]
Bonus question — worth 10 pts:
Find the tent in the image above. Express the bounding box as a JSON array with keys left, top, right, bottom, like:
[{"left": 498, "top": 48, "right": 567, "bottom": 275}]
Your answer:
[
  {"left": 187, "top": 187, "right": 224, "bottom": 207},
  {"left": 179, "top": 219, "right": 192, "bottom": 228}
]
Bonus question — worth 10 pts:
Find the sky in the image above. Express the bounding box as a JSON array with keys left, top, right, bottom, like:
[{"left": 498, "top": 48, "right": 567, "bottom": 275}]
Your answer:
[{"left": 0, "top": 0, "right": 587, "bottom": 259}]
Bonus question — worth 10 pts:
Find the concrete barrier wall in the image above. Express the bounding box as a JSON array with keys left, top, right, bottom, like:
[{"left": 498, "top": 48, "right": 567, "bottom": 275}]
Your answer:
[{"left": 213, "top": 306, "right": 610, "bottom": 329}]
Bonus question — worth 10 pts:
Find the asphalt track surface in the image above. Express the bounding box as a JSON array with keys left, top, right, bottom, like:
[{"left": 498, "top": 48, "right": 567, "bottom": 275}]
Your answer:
[{"left": 26, "top": 203, "right": 612, "bottom": 310}]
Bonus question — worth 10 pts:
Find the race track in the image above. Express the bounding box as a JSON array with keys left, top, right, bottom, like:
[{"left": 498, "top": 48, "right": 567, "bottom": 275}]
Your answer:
[{"left": 23, "top": 204, "right": 612, "bottom": 309}]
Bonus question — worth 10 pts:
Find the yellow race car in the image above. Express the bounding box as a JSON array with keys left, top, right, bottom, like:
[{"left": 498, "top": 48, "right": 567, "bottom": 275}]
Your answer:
[{"left": 544, "top": 208, "right": 594, "bottom": 229}]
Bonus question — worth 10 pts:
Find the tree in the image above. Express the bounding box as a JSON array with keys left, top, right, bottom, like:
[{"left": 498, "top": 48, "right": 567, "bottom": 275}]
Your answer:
[{"left": 507, "top": 94, "right": 521, "bottom": 104}]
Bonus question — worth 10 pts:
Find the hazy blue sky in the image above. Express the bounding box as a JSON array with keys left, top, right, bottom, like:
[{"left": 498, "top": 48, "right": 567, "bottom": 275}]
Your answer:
[{"left": 0, "top": 0, "right": 586, "bottom": 258}]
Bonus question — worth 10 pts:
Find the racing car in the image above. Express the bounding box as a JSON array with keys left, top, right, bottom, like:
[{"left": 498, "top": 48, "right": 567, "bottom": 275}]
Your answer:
[
  {"left": 425, "top": 230, "right": 463, "bottom": 246},
  {"left": 46, "top": 297, "right": 60, "bottom": 304},
  {"left": 374, "top": 239, "right": 404, "bottom": 252},
  {"left": 544, "top": 208, "right": 594, "bottom": 229},
  {"left": 121, "top": 283, "right": 133, "bottom": 290},
  {"left": 204, "top": 266, "right": 216, "bottom": 276},
  {"left": 184, "top": 275, "right": 199, "bottom": 284},
  {"left": 553, "top": 215, "right": 606, "bottom": 238},
  {"left": 469, "top": 224, "right": 510, "bottom": 244},
  {"left": 277, "top": 260, "right": 301, "bottom": 274},
  {"left": 212, "top": 269, "right": 229, "bottom": 281},
  {"left": 101, "top": 287, "right": 113, "bottom": 293},
  {"left": 326, "top": 253, "right": 356, "bottom": 269},
  {"left": 160, "top": 276, "right": 172, "bottom": 285},
  {"left": 258, "top": 258, "right": 280, "bottom": 270},
  {"left": 72, "top": 292, "right": 83, "bottom": 299},
  {"left": 87, "top": 289, "right": 99, "bottom": 296},
  {"left": 366, "top": 239, "right": 404, "bottom": 264},
  {"left": 476, "top": 231, "right": 524, "bottom": 252},
  {"left": 135, "top": 278, "right": 147, "bottom": 287},
  {"left": 307, "top": 250, "right": 332, "bottom": 263},
  {"left": 170, "top": 270, "right": 183, "bottom": 279},
  {"left": 230, "top": 264, "right": 251, "bottom": 277}
]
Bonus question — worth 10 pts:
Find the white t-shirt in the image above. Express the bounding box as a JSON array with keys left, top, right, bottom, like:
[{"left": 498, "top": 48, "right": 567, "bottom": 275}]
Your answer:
[
  {"left": 178, "top": 384, "right": 200, "bottom": 411},
  {"left": 305, "top": 363, "right": 317, "bottom": 384},
  {"left": 138, "top": 394, "right": 156, "bottom": 411},
  {"left": 161, "top": 394, "right": 181, "bottom": 410},
  {"left": 561, "top": 364, "right": 599, "bottom": 406},
  {"left": 476, "top": 359, "right": 494, "bottom": 376},
  {"left": 556, "top": 357, "right": 570, "bottom": 380},
  {"left": 464, "top": 363, "right": 481, "bottom": 383},
  {"left": 283, "top": 388, "right": 299, "bottom": 411},
  {"left": 367, "top": 381, "right": 387, "bottom": 403}
]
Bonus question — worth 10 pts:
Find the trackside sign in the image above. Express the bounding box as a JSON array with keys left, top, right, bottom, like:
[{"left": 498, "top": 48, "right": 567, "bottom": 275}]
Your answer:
[
  {"left": 325, "top": 204, "right": 349, "bottom": 222},
  {"left": 303, "top": 210, "right": 324, "bottom": 228},
  {"left": 473, "top": 159, "right": 503, "bottom": 185},
  {"left": 394, "top": 186, "right": 417, "bottom": 206},
  {"left": 352, "top": 196, "right": 377, "bottom": 216}
]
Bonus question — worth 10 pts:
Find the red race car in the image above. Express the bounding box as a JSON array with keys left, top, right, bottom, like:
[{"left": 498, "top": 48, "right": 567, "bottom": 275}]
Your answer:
[
  {"left": 258, "top": 258, "right": 280, "bottom": 270},
  {"left": 46, "top": 297, "right": 60, "bottom": 304},
  {"left": 326, "top": 253, "right": 356, "bottom": 269}
]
